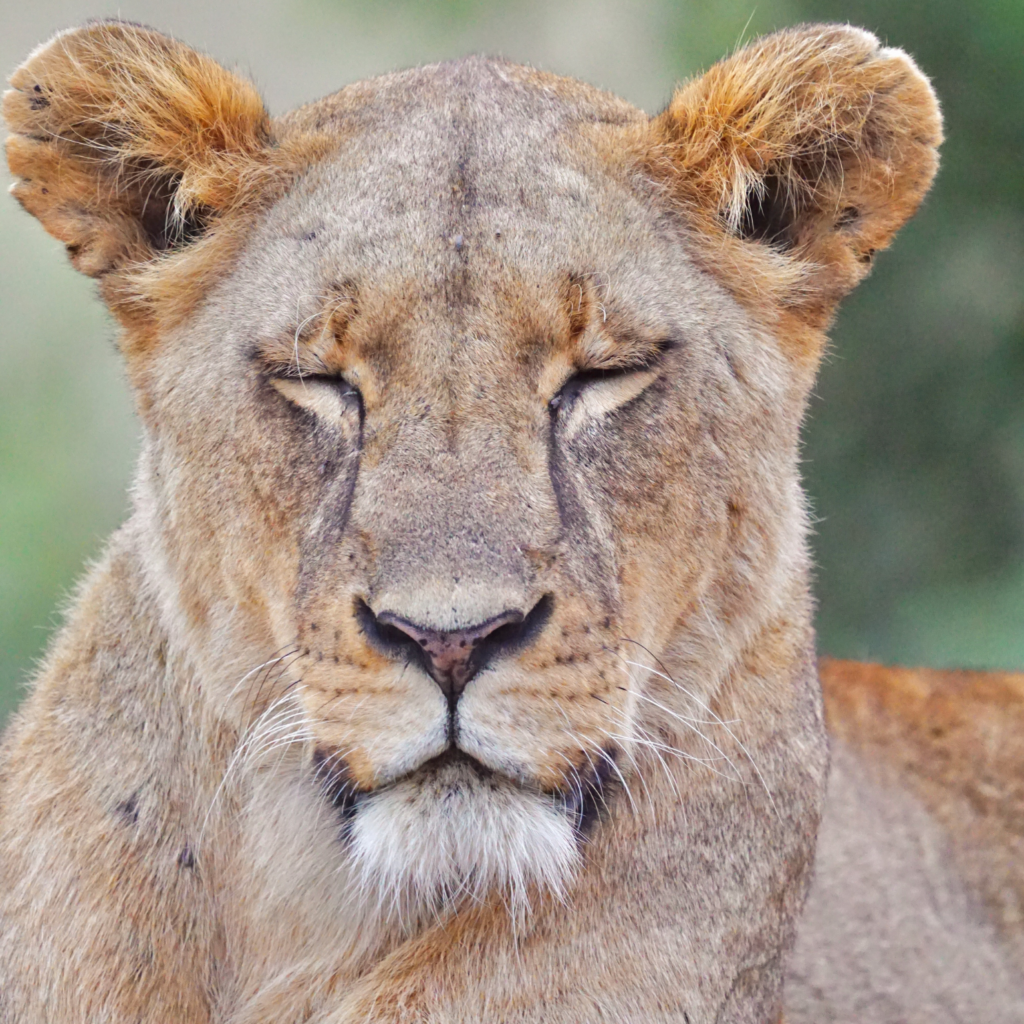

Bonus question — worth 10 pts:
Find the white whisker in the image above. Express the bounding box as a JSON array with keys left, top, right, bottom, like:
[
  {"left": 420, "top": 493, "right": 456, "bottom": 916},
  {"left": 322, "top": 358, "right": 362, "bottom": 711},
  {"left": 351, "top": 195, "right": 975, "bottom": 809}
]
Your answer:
[
  {"left": 622, "top": 654, "right": 776, "bottom": 811},
  {"left": 198, "top": 685, "right": 308, "bottom": 849}
]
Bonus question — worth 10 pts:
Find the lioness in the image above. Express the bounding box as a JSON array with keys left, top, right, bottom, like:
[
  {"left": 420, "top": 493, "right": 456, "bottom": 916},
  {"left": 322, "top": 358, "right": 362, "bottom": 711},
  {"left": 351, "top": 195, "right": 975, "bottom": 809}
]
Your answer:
[{"left": 2, "top": 19, "right": 1017, "bottom": 1023}]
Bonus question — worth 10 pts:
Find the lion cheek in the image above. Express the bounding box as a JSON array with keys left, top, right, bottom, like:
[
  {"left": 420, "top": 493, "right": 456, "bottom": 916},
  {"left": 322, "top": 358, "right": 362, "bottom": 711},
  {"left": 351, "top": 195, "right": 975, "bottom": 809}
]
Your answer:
[{"left": 298, "top": 666, "right": 450, "bottom": 790}]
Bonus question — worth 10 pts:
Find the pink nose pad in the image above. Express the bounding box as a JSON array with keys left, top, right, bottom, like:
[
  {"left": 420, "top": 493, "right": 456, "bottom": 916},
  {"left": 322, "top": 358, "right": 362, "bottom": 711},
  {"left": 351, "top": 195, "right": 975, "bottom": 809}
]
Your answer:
[{"left": 374, "top": 608, "right": 525, "bottom": 699}]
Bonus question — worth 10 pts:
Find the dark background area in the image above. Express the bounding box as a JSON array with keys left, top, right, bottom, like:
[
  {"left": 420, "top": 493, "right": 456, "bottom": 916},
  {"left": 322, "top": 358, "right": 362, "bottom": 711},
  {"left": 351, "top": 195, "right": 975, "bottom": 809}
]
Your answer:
[{"left": 2, "top": 0, "right": 1022, "bottom": 720}]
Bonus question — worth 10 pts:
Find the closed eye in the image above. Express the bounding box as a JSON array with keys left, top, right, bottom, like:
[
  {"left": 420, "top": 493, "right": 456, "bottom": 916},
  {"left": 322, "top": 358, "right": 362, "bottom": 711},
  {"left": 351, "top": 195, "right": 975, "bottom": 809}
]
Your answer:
[
  {"left": 550, "top": 335, "right": 674, "bottom": 415},
  {"left": 549, "top": 363, "right": 660, "bottom": 440},
  {"left": 549, "top": 364, "right": 650, "bottom": 412},
  {"left": 271, "top": 374, "right": 362, "bottom": 423}
]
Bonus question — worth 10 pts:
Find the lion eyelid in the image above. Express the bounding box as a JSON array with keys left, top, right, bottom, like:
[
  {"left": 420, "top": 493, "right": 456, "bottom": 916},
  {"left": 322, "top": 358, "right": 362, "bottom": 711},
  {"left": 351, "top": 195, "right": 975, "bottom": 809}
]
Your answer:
[
  {"left": 552, "top": 367, "right": 660, "bottom": 440},
  {"left": 551, "top": 335, "right": 675, "bottom": 414},
  {"left": 270, "top": 376, "right": 361, "bottom": 423}
]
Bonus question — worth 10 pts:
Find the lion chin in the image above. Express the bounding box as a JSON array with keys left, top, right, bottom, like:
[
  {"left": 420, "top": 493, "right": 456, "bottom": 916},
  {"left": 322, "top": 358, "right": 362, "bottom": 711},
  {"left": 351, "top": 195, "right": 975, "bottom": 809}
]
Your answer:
[{"left": 346, "top": 756, "right": 580, "bottom": 926}]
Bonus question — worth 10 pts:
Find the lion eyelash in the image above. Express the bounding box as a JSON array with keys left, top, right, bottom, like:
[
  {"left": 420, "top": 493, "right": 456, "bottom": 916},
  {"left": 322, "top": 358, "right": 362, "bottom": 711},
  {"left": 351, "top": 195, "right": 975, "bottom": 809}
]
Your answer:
[{"left": 575, "top": 332, "right": 677, "bottom": 375}]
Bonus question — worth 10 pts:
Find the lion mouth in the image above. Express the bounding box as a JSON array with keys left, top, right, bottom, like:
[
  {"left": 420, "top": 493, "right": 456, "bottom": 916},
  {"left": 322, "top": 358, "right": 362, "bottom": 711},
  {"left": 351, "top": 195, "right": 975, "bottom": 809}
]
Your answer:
[
  {"left": 420, "top": 746, "right": 495, "bottom": 778},
  {"left": 313, "top": 743, "right": 617, "bottom": 838},
  {"left": 306, "top": 742, "right": 619, "bottom": 919}
]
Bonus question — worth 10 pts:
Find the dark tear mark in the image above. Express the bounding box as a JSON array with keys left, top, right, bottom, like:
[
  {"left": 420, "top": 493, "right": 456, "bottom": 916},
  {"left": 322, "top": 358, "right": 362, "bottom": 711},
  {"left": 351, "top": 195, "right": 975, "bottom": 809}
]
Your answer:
[
  {"left": 115, "top": 792, "right": 139, "bottom": 826},
  {"left": 546, "top": 414, "right": 585, "bottom": 540},
  {"left": 294, "top": 398, "right": 363, "bottom": 606},
  {"left": 545, "top": 414, "right": 617, "bottom": 609},
  {"left": 317, "top": 419, "right": 362, "bottom": 551}
]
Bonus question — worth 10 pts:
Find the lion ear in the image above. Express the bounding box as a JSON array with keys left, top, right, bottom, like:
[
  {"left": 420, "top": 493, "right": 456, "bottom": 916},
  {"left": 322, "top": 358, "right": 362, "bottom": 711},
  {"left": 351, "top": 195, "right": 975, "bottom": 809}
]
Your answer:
[
  {"left": 650, "top": 24, "right": 942, "bottom": 329},
  {"left": 3, "top": 21, "right": 273, "bottom": 279}
]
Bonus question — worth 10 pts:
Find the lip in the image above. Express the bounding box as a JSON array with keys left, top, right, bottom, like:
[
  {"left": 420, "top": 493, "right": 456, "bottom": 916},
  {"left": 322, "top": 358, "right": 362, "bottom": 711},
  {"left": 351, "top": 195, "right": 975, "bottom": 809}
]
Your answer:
[
  {"left": 366, "top": 746, "right": 498, "bottom": 798},
  {"left": 314, "top": 741, "right": 618, "bottom": 840},
  {"left": 312, "top": 744, "right": 496, "bottom": 822},
  {"left": 415, "top": 746, "right": 495, "bottom": 778}
]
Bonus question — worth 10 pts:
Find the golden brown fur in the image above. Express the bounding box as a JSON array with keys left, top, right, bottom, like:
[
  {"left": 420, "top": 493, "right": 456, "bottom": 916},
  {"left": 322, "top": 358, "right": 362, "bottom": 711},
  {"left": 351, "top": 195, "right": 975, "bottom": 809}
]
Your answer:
[
  {"left": 1, "top": 20, "right": 995, "bottom": 1024},
  {"left": 651, "top": 27, "right": 941, "bottom": 312},
  {"left": 4, "top": 22, "right": 330, "bottom": 340}
]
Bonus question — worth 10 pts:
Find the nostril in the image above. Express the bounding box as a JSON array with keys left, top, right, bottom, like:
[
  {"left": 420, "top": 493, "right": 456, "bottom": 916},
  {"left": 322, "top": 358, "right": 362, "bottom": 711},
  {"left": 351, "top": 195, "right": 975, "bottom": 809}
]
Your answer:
[
  {"left": 356, "top": 595, "right": 553, "bottom": 702},
  {"left": 354, "top": 598, "right": 431, "bottom": 672},
  {"left": 482, "top": 594, "right": 552, "bottom": 657}
]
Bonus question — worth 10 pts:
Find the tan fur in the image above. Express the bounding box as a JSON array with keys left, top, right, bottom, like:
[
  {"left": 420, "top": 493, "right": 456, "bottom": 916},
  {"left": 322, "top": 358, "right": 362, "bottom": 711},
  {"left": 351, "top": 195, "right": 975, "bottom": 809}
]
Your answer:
[
  {"left": 0, "top": 20, "right": 969, "bottom": 1023},
  {"left": 821, "top": 661, "right": 1024, "bottom": 948},
  {"left": 788, "top": 660, "right": 1024, "bottom": 1021}
]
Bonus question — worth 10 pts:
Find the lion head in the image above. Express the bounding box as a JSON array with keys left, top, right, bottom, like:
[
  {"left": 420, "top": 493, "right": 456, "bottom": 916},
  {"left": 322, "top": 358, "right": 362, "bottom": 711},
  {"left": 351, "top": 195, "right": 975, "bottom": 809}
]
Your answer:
[{"left": 4, "top": 22, "right": 940, "bottom": 921}]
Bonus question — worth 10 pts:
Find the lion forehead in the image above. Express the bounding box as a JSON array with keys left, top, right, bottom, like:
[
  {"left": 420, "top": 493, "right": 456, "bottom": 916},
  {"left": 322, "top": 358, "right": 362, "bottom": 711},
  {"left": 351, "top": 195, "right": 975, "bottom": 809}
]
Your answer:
[{"left": 233, "top": 58, "right": 657, "bottom": 296}]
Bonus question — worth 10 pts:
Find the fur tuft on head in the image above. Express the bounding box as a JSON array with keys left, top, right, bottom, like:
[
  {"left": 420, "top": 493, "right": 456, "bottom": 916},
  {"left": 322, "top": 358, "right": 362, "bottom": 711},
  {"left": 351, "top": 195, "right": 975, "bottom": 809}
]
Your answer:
[
  {"left": 648, "top": 24, "right": 943, "bottom": 336},
  {"left": 3, "top": 21, "right": 274, "bottom": 277}
]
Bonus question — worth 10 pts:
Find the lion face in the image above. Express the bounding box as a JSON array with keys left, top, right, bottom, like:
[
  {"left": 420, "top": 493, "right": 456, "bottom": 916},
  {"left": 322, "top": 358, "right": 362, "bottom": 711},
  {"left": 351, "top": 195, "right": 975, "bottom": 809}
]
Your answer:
[
  {"left": 131, "top": 61, "right": 800, "bottom": 913},
  {"left": 7, "top": 25, "right": 939, "bottom": 918}
]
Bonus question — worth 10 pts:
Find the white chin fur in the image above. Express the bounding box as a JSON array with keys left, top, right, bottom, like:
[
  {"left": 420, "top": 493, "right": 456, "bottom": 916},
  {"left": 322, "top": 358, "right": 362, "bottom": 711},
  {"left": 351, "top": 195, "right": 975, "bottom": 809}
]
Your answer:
[{"left": 347, "top": 762, "right": 580, "bottom": 927}]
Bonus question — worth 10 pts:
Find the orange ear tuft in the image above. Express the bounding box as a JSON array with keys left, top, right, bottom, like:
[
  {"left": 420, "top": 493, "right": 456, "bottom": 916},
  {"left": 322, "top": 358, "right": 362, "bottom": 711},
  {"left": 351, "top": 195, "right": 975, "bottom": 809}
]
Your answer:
[
  {"left": 3, "top": 20, "right": 273, "bottom": 277},
  {"left": 649, "top": 24, "right": 943, "bottom": 330}
]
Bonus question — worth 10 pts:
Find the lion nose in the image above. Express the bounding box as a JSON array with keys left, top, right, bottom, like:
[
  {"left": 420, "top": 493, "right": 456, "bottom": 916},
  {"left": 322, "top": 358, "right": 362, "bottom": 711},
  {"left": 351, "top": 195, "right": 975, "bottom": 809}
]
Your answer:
[{"left": 357, "top": 597, "right": 552, "bottom": 707}]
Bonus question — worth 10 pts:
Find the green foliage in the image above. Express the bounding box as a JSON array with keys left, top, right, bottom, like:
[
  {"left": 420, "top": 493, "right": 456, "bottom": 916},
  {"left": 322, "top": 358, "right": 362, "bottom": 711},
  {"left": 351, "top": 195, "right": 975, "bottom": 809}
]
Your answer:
[
  {"left": 794, "top": 0, "right": 1024, "bottom": 664},
  {"left": 0, "top": 202, "right": 136, "bottom": 717}
]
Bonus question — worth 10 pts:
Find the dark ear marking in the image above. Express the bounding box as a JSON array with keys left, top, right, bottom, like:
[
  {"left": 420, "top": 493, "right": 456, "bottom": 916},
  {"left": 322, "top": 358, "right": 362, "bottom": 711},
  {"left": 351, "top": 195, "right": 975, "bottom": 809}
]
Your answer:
[
  {"left": 137, "top": 173, "right": 212, "bottom": 251},
  {"left": 28, "top": 83, "right": 49, "bottom": 110},
  {"left": 735, "top": 173, "right": 792, "bottom": 249},
  {"left": 835, "top": 206, "right": 861, "bottom": 230},
  {"left": 737, "top": 182, "right": 862, "bottom": 249}
]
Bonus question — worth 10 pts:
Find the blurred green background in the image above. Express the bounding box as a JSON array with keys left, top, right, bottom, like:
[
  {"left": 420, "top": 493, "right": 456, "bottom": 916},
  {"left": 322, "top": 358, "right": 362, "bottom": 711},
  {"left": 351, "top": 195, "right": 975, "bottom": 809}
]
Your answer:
[{"left": 2, "top": 0, "right": 1022, "bottom": 720}]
